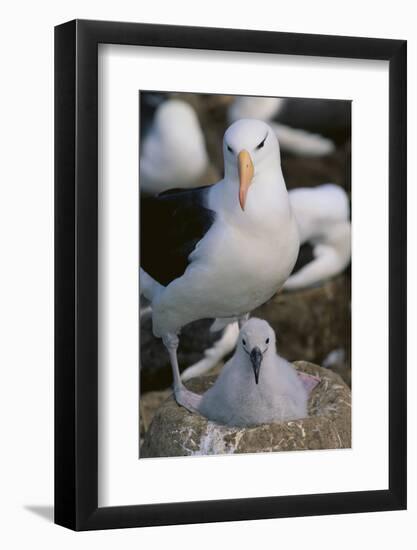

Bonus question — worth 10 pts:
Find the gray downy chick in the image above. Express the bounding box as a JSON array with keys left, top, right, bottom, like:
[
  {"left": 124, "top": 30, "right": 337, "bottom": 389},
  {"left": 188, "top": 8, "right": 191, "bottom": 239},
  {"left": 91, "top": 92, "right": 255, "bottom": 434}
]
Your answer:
[{"left": 199, "top": 318, "right": 309, "bottom": 427}]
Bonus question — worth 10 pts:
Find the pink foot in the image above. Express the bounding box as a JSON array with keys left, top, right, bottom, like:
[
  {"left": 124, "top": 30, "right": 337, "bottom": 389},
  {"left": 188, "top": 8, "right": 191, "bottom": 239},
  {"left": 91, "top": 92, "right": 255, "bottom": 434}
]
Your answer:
[{"left": 297, "top": 372, "right": 321, "bottom": 394}]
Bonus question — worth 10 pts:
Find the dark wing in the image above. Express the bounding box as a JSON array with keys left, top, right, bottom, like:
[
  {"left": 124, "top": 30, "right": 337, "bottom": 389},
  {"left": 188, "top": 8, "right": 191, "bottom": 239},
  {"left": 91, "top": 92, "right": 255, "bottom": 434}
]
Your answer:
[{"left": 140, "top": 186, "right": 216, "bottom": 286}]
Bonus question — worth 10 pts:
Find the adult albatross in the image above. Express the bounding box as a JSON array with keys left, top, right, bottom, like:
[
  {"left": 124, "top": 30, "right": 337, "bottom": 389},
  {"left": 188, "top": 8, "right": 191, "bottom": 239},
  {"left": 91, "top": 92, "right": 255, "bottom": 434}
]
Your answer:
[{"left": 140, "top": 119, "right": 299, "bottom": 412}]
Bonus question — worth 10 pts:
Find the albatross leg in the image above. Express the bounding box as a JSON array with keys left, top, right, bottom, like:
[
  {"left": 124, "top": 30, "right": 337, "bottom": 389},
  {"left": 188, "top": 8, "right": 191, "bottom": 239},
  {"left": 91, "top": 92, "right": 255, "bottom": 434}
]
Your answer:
[{"left": 162, "top": 333, "right": 202, "bottom": 414}]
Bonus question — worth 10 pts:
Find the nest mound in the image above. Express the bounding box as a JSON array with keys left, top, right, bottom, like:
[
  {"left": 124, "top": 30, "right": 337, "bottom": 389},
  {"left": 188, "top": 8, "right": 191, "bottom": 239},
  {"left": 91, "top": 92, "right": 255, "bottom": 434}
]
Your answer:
[{"left": 141, "top": 361, "right": 351, "bottom": 458}]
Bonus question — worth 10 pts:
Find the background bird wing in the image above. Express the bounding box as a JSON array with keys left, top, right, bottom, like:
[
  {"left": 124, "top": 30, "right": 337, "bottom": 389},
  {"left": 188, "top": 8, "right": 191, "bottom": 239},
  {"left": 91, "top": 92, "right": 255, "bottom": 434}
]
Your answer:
[{"left": 140, "top": 186, "right": 216, "bottom": 286}]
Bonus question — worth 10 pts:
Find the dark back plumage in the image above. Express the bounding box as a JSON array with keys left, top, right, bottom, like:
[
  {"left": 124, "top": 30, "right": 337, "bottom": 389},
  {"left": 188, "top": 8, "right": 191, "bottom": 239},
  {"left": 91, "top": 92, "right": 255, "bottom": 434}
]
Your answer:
[{"left": 140, "top": 186, "right": 216, "bottom": 286}]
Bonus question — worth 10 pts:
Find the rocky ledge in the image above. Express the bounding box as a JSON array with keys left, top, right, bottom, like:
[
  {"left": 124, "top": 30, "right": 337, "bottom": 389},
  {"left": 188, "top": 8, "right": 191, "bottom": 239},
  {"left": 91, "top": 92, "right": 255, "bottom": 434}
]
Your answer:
[{"left": 140, "top": 361, "right": 351, "bottom": 458}]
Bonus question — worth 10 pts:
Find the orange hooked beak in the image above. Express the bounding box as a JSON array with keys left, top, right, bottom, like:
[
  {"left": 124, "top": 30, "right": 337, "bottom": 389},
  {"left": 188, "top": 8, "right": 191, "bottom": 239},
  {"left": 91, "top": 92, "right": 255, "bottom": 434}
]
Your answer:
[{"left": 238, "top": 150, "right": 254, "bottom": 211}]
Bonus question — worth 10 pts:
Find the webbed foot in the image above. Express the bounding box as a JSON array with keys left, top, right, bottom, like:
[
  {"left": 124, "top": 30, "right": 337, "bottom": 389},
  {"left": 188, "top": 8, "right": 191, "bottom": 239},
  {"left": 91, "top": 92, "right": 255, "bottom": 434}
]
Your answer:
[{"left": 174, "top": 386, "right": 202, "bottom": 414}]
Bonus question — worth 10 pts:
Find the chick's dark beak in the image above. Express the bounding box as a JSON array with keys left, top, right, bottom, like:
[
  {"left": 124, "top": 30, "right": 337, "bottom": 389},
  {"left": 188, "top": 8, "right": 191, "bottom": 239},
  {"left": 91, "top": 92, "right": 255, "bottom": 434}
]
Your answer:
[{"left": 250, "top": 346, "right": 263, "bottom": 384}]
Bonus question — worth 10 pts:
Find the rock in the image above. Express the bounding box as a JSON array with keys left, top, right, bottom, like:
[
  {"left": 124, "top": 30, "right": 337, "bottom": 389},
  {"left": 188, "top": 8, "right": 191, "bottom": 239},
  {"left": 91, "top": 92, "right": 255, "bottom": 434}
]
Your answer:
[
  {"left": 139, "top": 388, "right": 171, "bottom": 444},
  {"left": 140, "top": 361, "right": 351, "bottom": 458}
]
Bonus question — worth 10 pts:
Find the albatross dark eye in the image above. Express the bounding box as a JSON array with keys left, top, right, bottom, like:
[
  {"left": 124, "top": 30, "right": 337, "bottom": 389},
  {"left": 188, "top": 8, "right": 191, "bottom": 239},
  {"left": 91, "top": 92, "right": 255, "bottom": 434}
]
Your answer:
[
  {"left": 256, "top": 134, "right": 268, "bottom": 150},
  {"left": 242, "top": 339, "right": 246, "bottom": 346},
  {"left": 227, "top": 144, "right": 233, "bottom": 153},
  {"left": 265, "top": 338, "right": 269, "bottom": 344}
]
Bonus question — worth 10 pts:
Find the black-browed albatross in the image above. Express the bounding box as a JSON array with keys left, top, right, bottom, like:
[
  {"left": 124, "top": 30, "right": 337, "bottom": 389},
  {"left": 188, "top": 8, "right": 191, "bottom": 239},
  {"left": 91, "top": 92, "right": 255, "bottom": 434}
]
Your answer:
[{"left": 140, "top": 118, "right": 300, "bottom": 412}]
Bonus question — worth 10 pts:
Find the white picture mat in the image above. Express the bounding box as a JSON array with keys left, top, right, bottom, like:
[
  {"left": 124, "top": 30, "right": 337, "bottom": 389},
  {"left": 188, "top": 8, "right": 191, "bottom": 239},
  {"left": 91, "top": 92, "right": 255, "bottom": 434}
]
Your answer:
[{"left": 98, "top": 44, "right": 389, "bottom": 507}]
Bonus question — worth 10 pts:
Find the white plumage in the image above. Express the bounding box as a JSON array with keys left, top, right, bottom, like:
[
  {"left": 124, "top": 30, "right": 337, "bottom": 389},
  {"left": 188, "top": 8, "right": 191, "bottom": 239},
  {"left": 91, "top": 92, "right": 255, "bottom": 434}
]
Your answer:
[
  {"left": 284, "top": 184, "right": 351, "bottom": 290},
  {"left": 228, "top": 96, "right": 284, "bottom": 123},
  {"left": 140, "top": 99, "right": 209, "bottom": 195},
  {"left": 199, "top": 318, "right": 309, "bottom": 426},
  {"left": 271, "top": 122, "right": 335, "bottom": 157}
]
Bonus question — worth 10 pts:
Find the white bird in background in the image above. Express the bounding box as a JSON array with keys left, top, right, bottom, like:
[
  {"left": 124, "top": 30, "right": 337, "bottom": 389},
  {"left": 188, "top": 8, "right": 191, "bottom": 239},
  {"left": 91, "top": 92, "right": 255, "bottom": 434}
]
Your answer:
[
  {"left": 140, "top": 119, "right": 300, "bottom": 412},
  {"left": 228, "top": 96, "right": 285, "bottom": 123},
  {"left": 284, "top": 184, "right": 351, "bottom": 291},
  {"left": 270, "top": 123, "right": 336, "bottom": 157},
  {"left": 199, "top": 318, "right": 312, "bottom": 426},
  {"left": 140, "top": 99, "right": 209, "bottom": 195},
  {"left": 228, "top": 96, "right": 336, "bottom": 157}
]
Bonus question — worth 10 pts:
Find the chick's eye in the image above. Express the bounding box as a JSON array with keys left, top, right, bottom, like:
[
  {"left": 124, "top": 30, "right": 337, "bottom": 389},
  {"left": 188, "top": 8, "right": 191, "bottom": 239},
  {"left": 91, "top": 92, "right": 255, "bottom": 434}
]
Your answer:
[
  {"left": 265, "top": 338, "right": 269, "bottom": 344},
  {"left": 242, "top": 339, "right": 246, "bottom": 346}
]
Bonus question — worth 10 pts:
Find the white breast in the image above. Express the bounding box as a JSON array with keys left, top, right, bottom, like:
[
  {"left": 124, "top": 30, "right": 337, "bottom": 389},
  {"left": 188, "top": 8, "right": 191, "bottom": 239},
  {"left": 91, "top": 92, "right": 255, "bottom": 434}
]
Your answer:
[
  {"left": 195, "top": 214, "right": 298, "bottom": 306},
  {"left": 152, "top": 210, "right": 298, "bottom": 336}
]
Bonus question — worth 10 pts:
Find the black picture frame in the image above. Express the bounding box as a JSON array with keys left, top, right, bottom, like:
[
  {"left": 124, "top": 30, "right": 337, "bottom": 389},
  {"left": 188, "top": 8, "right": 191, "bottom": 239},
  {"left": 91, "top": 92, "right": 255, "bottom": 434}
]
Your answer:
[{"left": 55, "top": 19, "right": 407, "bottom": 531}]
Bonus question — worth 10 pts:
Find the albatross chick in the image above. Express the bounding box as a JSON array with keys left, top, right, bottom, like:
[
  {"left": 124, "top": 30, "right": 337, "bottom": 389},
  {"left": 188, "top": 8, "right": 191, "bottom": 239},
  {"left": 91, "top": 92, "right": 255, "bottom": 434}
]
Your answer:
[{"left": 199, "top": 318, "right": 309, "bottom": 426}]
